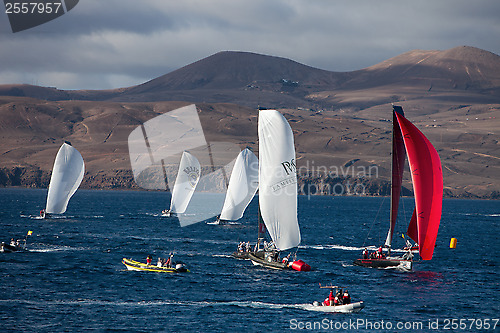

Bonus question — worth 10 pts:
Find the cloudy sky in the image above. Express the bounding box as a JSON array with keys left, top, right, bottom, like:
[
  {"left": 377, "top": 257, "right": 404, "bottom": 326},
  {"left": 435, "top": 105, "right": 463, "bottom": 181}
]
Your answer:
[{"left": 1, "top": 0, "right": 499, "bottom": 90}]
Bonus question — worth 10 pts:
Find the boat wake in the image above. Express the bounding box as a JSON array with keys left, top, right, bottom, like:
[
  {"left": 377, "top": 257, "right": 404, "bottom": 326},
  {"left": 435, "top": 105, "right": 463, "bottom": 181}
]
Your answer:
[
  {"left": 300, "top": 244, "right": 378, "bottom": 251},
  {"left": 28, "top": 244, "right": 90, "bottom": 253},
  {"left": 0, "top": 298, "right": 309, "bottom": 311},
  {"left": 301, "top": 244, "right": 412, "bottom": 254},
  {"left": 212, "top": 254, "right": 233, "bottom": 258},
  {"left": 206, "top": 221, "right": 241, "bottom": 226},
  {"left": 462, "top": 212, "right": 500, "bottom": 217}
]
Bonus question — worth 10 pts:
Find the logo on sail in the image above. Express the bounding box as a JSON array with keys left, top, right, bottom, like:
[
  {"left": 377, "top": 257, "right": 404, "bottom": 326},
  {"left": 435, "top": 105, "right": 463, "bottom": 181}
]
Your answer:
[
  {"left": 183, "top": 166, "right": 200, "bottom": 188},
  {"left": 281, "top": 159, "right": 296, "bottom": 175},
  {"left": 271, "top": 176, "right": 297, "bottom": 192}
]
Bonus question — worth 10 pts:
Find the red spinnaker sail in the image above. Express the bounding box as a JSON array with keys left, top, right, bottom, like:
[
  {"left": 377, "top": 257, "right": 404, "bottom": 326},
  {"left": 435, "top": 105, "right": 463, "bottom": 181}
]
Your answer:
[
  {"left": 395, "top": 113, "right": 443, "bottom": 260},
  {"left": 385, "top": 106, "right": 407, "bottom": 248},
  {"left": 407, "top": 208, "right": 418, "bottom": 243}
]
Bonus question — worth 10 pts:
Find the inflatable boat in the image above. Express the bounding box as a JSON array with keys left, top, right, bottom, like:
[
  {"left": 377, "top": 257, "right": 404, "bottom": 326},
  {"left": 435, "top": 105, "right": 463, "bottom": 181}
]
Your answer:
[
  {"left": 122, "top": 258, "right": 189, "bottom": 273},
  {"left": 305, "top": 301, "right": 365, "bottom": 313}
]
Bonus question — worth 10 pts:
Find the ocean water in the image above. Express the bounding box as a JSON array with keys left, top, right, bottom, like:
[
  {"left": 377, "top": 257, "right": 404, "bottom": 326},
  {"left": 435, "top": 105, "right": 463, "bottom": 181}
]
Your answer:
[{"left": 0, "top": 188, "right": 498, "bottom": 332}]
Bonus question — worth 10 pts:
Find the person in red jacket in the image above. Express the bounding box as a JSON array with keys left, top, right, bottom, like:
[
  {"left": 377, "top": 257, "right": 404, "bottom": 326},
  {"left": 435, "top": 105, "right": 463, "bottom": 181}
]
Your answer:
[
  {"left": 343, "top": 290, "right": 351, "bottom": 304},
  {"left": 323, "top": 289, "right": 335, "bottom": 306},
  {"left": 146, "top": 255, "right": 152, "bottom": 265}
]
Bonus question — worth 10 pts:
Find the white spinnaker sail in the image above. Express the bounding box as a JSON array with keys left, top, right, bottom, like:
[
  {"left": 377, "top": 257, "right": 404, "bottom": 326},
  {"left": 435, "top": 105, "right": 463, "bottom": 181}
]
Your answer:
[
  {"left": 219, "top": 148, "right": 259, "bottom": 221},
  {"left": 258, "top": 110, "right": 300, "bottom": 251},
  {"left": 45, "top": 142, "right": 85, "bottom": 214},
  {"left": 170, "top": 151, "right": 201, "bottom": 214}
]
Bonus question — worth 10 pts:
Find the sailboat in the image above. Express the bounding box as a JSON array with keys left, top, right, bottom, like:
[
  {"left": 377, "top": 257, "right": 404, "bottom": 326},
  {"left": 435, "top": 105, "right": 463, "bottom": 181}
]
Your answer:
[
  {"left": 162, "top": 151, "right": 201, "bottom": 217},
  {"left": 41, "top": 142, "right": 85, "bottom": 219},
  {"left": 246, "top": 109, "right": 310, "bottom": 271},
  {"left": 353, "top": 106, "right": 443, "bottom": 270},
  {"left": 218, "top": 148, "right": 259, "bottom": 224}
]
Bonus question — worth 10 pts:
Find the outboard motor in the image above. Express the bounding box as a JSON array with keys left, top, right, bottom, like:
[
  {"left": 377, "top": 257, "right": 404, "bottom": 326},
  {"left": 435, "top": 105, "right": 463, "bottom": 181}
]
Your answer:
[{"left": 175, "top": 263, "right": 187, "bottom": 272}]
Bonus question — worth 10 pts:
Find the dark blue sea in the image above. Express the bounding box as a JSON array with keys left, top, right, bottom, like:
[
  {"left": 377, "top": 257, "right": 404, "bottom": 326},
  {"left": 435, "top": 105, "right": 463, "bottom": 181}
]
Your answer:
[{"left": 1, "top": 188, "right": 499, "bottom": 332}]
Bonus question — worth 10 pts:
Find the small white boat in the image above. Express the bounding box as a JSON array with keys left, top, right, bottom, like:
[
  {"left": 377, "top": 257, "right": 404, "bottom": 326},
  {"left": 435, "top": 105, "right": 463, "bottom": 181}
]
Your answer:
[
  {"left": 304, "top": 284, "right": 364, "bottom": 313},
  {"left": 305, "top": 301, "right": 365, "bottom": 313}
]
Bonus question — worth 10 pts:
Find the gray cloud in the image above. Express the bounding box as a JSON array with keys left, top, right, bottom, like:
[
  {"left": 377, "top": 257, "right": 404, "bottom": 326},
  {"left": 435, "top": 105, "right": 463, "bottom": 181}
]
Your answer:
[{"left": 0, "top": 0, "right": 499, "bottom": 90}]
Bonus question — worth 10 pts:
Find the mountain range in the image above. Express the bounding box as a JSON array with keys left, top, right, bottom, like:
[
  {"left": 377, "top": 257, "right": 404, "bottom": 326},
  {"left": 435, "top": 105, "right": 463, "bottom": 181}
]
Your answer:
[{"left": 1, "top": 46, "right": 499, "bottom": 199}]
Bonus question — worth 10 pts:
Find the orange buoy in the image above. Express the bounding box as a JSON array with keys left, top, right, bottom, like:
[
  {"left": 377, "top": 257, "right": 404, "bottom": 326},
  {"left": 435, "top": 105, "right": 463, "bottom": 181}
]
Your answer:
[{"left": 450, "top": 238, "right": 457, "bottom": 249}]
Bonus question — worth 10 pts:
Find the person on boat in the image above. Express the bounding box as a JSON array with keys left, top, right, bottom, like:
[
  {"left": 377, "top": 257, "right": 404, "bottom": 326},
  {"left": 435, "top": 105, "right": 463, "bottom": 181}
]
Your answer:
[
  {"left": 10, "top": 238, "right": 15, "bottom": 247},
  {"left": 282, "top": 253, "right": 291, "bottom": 264},
  {"left": 335, "top": 291, "right": 343, "bottom": 306},
  {"left": 245, "top": 242, "right": 250, "bottom": 252},
  {"left": 166, "top": 255, "right": 171, "bottom": 268},
  {"left": 146, "top": 255, "right": 152, "bottom": 265},
  {"left": 402, "top": 249, "right": 413, "bottom": 260},
  {"left": 166, "top": 253, "right": 174, "bottom": 268},
  {"left": 362, "top": 248, "right": 368, "bottom": 259},
  {"left": 323, "top": 289, "right": 335, "bottom": 306},
  {"left": 343, "top": 290, "right": 351, "bottom": 304},
  {"left": 157, "top": 257, "right": 162, "bottom": 267},
  {"left": 377, "top": 246, "right": 385, "bottom": 259},
  {"left": 40, "top": 209, "right": 45, "bottom": 217},
  {"left": 329, "top": 289, "right": 335, "bottom": 306}
]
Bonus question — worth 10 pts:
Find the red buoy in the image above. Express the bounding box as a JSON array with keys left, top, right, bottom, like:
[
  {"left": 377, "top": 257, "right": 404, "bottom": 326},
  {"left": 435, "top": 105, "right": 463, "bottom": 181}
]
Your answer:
[{"left": 291, "top": 260, "right": 311, "bottom": 271}]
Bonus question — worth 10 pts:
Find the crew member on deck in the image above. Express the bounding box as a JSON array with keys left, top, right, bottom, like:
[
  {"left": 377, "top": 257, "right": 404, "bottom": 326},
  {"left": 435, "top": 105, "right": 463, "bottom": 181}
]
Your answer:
[
  {"left": 282, "top": 253, "right": 291, "bottom": 264},
  {"left": 166, "top": 253, "right": 174, "bottom": 268},
  {"left": 329, "top": 289, "right": 335, "bottom": 306},
  {"left": 334, "top": 293, "right": 343, "bottom": 305},
  {"left": 146, "top": 255, "right": 152, "bottom": 265},
  {"left": 362, "top": 248, "right": 368, "bottom": 259},
  {"left": 324, "top": 289, "right": 335, "bottom": 306},
  {"left": 343, "top": 290, "right": 351, "bottom": 304},
  {"left": 377, "top": 246, "right": 384, "bottom": 259},
  {"left": 335, "top": 288, "right": 344, "bottom": 305}
]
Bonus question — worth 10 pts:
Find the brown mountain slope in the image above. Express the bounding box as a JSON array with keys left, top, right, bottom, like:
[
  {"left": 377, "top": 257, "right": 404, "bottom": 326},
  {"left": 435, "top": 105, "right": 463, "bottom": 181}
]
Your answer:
[
  {"left": 0, "top": 97, "right": 498, "bottom": 199},
  {"left": 339, "top": 46, "right": 500, "bottom": 92},
  {"left": 124, "top": 51, "right": 346, "bottom": 92}
]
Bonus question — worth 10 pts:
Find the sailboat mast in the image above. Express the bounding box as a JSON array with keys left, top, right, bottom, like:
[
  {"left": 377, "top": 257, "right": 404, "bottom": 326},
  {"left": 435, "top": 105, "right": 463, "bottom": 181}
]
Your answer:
[
  {"left": 257, "top": 205, "right": 264, "bottom": 250},
  {"left": 385, "top": 106, "right": 406, "bottom": 249}
]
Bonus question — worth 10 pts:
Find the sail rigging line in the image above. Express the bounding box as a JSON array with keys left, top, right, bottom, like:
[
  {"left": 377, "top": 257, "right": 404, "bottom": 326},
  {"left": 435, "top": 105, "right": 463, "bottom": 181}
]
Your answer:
[
  {"left": 361, "top": 196, "right": 386, "bottom": 248},
  {"left": 393, "top": 134, "right": 409, "bottom": 241}
]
